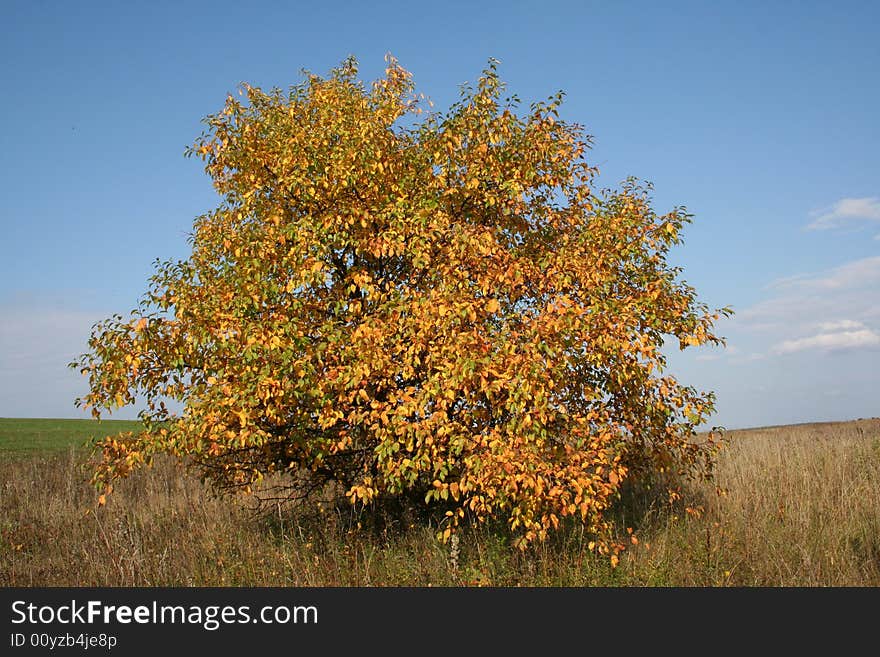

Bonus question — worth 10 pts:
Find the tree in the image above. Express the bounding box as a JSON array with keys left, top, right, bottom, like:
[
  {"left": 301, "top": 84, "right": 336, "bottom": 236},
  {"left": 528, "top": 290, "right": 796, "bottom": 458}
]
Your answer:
[{"left": 72, "top": 55, "right": 730, "bottom": 552}]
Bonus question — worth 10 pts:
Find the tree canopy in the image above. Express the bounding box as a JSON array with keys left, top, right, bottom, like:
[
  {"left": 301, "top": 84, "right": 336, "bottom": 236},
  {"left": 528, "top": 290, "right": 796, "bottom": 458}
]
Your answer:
[{"left": 73, "top": 56, "right": 730, "bottom": 551}]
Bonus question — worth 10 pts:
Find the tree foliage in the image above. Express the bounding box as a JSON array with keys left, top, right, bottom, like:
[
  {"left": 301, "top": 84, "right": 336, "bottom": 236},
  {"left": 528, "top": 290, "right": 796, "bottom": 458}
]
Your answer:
[{"left": 73, "top": 56, "right": 730, "bottom": 551}]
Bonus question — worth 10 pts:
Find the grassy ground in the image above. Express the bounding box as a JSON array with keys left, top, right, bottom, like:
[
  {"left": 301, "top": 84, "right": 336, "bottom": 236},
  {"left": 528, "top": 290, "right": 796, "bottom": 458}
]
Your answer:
[
  {"left": 0, "top": 418, "right": 141, "bottom": 455},
  {"left": 1, "top": 417, "right": 878, "bottom": 586}
]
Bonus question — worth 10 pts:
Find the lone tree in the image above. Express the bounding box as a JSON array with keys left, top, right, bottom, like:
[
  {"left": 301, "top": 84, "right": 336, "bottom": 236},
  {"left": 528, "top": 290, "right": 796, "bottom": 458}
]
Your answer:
[{"left": 73, "top": 56, "right": 729, "bottom": 551}]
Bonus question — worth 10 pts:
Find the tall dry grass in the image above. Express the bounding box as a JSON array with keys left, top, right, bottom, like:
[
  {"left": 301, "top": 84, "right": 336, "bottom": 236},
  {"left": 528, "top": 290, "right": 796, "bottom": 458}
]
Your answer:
[
  {"left": 1, "top": 418, "right": 878, "bottom": 586},
  {"left": 615, "top": 417, "right": 880, "bottom": 585}
]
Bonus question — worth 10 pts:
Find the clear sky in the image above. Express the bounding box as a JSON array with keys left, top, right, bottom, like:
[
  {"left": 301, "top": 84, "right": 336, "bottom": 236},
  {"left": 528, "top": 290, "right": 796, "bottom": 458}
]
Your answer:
[{"left": 1, "top": 1, "right": 878, "bottom": 429}]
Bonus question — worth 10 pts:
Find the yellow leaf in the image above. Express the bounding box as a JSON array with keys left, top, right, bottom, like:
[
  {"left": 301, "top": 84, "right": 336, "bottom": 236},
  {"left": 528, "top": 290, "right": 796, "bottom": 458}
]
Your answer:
[
  {"left": 485, "top": 298, "right": 500, "bottom": 313},
  {"left": 134, "top": 318, "right": 147, "bottom": 332}
]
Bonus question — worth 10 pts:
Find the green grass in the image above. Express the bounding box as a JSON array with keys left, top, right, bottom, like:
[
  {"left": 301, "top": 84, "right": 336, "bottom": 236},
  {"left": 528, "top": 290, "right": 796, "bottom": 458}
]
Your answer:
[{"left": 0, "top": 418, "right": 141, "bottom": 455}]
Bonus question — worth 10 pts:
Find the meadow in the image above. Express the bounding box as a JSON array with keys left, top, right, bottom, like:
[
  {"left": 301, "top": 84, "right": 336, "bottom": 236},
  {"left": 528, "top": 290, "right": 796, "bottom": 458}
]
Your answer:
[{"left": 1, "top": 416, "right": 878, "bottom": 586}]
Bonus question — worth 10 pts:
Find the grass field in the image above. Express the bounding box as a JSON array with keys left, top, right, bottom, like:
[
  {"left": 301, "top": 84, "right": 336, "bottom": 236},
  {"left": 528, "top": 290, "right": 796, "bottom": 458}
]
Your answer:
[
  {"left": 1, "top": 416, "right": 878, "bottom": 586},
  {"left": 0, "top": 418, "right": 141, "bottom": 455}
]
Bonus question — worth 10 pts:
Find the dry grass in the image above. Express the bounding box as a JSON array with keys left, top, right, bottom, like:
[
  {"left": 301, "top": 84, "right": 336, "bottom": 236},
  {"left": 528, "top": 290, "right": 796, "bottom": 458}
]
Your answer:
[
  {"left": 1, "top": 418, "right": 878, "bottom": 586},
  {"left": 616, "top": 417, "right": 880, "bottom": 585}
]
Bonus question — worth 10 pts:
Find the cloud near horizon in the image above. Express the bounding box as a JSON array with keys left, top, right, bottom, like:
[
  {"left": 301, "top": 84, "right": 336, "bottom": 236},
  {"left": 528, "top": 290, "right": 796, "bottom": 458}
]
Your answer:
[
  {"left": 807, "top": 197, "right": 880, "bottom": 231},
  {"left": 773, "top": 323, "right": 880, "bottom": 355},
  {"left": 764, "top": 255, "right": 880, "bottom": 293},
  {"left": 734, "top": 255, "right": 880, "bottom": 365},
  {"left": 817, "top": 319, "right": 865, "bottom": 332},
  {"left": 739, "top": 256, "right": 880, "bottom": 335}
]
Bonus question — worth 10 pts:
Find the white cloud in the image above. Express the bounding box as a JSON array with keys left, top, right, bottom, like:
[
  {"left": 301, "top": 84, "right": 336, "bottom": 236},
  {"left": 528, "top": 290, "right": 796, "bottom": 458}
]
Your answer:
[
  {"left": 807, "top": 197, "right": 880, "bottom": 231},
  {"left": 740, "top": 256, "right": 880, "bottom": 330},
  {"left": 773, "top": 328, "right": 880, "bottom": 355},
  {"left": 817, "top": 319, "right": 865, "bottom": 332},
  {"left": 678, "top": 254, "right": 880, "bottom": 427},
  {"left": 736, "top": 257, "right": 880, "bottom": 362},
  {"left": 768, "top": 255, "right": 880, "bottom": 292},
  {"left": 762, "top": 272, "right": 809, "bottom": 291}
]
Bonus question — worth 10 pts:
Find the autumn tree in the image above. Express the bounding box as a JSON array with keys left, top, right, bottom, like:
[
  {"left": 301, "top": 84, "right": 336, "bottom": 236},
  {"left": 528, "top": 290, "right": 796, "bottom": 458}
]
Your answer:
[{"left": 72, "top": 56, "right": 730, "bottom": 551}]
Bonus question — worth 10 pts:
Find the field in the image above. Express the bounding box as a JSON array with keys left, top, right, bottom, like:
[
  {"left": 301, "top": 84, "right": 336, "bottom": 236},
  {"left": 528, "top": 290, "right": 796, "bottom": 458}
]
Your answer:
[
  {"left": 0, "top": 418, "right": 141, "bottom": 455},
  {"left": 1, "top": 417, "right": 878, "bottom": 586}
]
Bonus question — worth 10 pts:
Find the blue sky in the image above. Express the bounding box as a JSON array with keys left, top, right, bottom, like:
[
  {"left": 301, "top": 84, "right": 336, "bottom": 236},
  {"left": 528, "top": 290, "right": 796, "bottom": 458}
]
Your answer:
[{"left": 1, "top": 1, "right": 878, "bottom": 429}]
